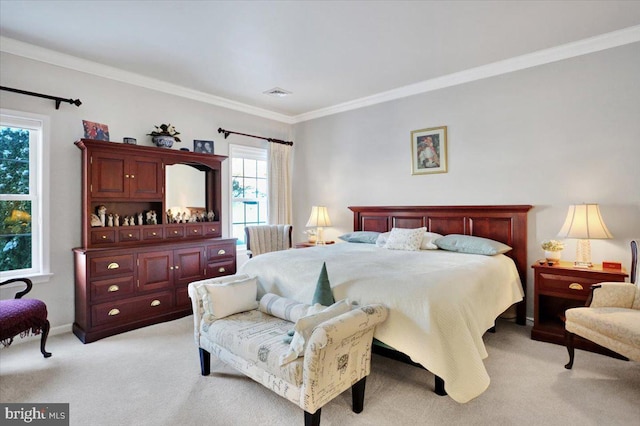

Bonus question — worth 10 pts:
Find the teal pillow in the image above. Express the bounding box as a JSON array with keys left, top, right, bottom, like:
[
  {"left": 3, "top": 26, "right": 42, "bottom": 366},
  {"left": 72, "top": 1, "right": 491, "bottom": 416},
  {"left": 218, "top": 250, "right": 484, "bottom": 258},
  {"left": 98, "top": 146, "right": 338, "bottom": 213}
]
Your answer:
[
  {"left": 434, "top": 234, "right": 512, "bottom": 256},
  {"left": 311, "top": 262, "right": 335, "bottom": 306},
  {"left": 338, "top": 231, "right": 381, "bottom": 244}
]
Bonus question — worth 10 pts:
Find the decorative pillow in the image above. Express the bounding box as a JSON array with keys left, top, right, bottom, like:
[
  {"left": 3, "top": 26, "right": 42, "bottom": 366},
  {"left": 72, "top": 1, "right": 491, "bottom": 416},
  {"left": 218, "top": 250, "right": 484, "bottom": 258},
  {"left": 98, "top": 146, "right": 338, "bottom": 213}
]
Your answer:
[
  {"left": 420, "top": 231, "right": 443, "bottom": 250},
  {"left": 434, "top": 234, "right": 512, "bottom": 255},
  {"left": 259, "top": 293, "right": 310, "bottom": 323},
  {"left": 384, "top": 227, "right": 427, "bottom": 251},
  {"left": 279, "top": 299, "right": 351, "bottom": 365},
  {"left": 338, "top": 231, "right": 381, "bottom": 244},
  {"left": 375, "top": 232, "right": 390, "bottom": 247},
  {"left": 198, "top": 275, "right": 259, "bottom": 321},
  {"left": 311, "top": 262, "right": 335, "bottom": 306}
]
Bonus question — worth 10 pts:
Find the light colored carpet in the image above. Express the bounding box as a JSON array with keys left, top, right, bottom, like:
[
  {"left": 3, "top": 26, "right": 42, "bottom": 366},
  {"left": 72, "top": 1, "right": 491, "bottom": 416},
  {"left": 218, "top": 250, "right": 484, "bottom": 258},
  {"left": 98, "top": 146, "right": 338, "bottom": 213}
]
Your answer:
[{"left": 1, "top": 317, "right": 638, "bottom": 426}]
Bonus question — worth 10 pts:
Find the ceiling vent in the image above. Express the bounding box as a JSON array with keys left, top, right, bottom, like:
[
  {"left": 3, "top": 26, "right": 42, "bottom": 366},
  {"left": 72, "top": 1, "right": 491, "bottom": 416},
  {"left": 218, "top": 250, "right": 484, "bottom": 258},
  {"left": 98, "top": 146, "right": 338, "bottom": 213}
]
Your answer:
[{"left": 263, "top": 87, "right": 292, "bottom": 98}]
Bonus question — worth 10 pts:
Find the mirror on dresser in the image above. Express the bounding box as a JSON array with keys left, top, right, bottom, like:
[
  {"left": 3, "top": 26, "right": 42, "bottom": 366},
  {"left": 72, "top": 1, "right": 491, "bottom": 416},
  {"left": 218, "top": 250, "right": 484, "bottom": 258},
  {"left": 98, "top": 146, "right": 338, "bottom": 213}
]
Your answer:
[{"left": 165, "top": 164, "right": 206, "bottom": 222}]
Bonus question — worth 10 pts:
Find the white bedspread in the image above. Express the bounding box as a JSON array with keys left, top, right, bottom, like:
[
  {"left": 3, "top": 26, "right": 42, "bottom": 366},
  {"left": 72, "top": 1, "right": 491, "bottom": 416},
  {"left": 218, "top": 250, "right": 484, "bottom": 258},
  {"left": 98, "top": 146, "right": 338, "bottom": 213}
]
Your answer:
[{"left": 239, "top": 243, "right": 524, "bottom": 403}]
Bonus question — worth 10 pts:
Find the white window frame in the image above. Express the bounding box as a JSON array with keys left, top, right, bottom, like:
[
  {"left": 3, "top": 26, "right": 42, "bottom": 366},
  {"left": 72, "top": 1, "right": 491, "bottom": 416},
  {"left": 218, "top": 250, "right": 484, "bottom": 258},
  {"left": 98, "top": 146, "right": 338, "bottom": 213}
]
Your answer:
[
  {"left": 229, "top": 144, "right": 268, "bottom": 249},
  {"left": 0, "top": 109, "right": 51, "bottom": 283}
]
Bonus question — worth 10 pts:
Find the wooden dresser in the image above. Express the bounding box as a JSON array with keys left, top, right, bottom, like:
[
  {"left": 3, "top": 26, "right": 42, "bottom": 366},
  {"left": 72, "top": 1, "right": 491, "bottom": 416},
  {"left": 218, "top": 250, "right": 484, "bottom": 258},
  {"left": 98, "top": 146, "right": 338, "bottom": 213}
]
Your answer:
[{"left": 73, "top": 139, "right": 236, "bottom": 343}]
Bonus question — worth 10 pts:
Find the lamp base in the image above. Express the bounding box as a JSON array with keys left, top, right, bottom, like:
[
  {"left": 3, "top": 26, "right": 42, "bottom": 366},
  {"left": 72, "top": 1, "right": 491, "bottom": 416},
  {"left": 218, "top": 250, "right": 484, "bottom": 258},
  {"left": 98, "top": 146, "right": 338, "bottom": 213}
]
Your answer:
[
  {"left": 315, "top": 227, "right": 325, "bottom": 245},
  {"left": 574, "top": 239, "right": 592, "bottom": 268}
]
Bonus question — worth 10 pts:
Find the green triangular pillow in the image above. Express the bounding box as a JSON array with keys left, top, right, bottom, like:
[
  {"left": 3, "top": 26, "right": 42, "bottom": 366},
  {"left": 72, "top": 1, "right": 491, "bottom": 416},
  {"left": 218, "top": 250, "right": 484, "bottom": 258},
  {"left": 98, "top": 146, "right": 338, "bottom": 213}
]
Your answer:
[{"left": 311, "top": 262, "right": 335, "bottom": 306}]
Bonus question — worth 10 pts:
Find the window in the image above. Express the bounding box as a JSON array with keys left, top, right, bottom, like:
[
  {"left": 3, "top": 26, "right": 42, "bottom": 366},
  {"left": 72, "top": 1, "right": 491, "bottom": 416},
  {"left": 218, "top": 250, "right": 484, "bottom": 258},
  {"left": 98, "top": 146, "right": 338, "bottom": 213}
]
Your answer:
[
  {"left": 230, "top": 144, "right": 268, "bottom": 246},
  {"left": 0, "top": 110, "right": 49, "bottom": 280}
]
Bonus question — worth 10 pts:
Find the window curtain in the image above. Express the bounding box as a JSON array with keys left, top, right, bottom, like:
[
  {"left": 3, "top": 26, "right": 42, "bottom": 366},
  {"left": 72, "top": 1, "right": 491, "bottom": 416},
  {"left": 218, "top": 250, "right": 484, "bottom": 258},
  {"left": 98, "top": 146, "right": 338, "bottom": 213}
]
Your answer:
[{"left": 268, "top": 143, "right": 292, "bottom": 225}]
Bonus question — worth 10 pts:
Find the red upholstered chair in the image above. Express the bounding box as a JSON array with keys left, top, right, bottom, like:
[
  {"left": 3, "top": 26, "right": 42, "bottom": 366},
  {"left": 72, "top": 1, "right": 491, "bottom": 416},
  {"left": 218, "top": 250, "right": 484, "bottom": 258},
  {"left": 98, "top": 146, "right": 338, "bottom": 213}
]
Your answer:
[{"left": 0, "top": 278, "right": 52, "bottom": 358}]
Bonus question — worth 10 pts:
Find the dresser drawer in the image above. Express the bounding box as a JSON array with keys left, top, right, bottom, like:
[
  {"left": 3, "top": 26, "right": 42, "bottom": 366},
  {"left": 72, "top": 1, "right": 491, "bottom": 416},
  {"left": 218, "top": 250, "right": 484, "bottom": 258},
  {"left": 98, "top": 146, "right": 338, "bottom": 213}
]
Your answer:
[
  {"left": 90, "top": 276, "right": 135, "bottom": 301},
  {"left": 91, "top": 229, "right": 116, "bottom": 245},
  {"left": 92, "top": 291, "right": 173, "bottom": 326},
  {"left": 118, "top": 228, "right": 141, "bottom": 242},
  {"left": 166, "top": 225, "right": 185, "bottom": 239},
  {"left": 90, "top": 254, "right": 135, "bottom": 278},
  {"left": 203, "top": 222, "right": 221, "bottom": 237},
  {"left": 142, "top": 226, "right": 164, "bottom": 241},
  {"left": 206, "top": 242, "right": 236, "bottom": 261},
  {"left": 186, "top": 224, "right": 204, "bottom": 237},
  {"left": 537, "top": 272, "right": 598, "bottom": 299},
  {"left": 206, "top": 259, "right": 236, "bottom": 277}
]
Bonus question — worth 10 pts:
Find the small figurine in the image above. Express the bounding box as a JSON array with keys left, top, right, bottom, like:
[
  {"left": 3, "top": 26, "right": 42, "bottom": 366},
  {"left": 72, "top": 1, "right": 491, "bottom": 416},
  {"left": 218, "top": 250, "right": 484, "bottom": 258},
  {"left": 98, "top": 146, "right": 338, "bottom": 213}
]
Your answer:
[
  {"left": 138, "top": 212, "right": 144, "bottom": 226},
  {"left": 123, "top": 216, "right": 129, "bottom": 226},
  {"left": 181, "top": 212, "right": 187, "bottom": 223},
  {"left": 114, "top": 213, "right": 120, "bottom": 227},
  {"left": 107, "top": 214, "right": 114, "bottom": 227},
  {"left": 97, "top": 205, "right": 107, "bottom": 227},
  {"left": 207, "top": 210, "right": 215, "bottom": 222},
  {"left": 166, "top": 209, "right": 173, "bottom": 224},
  {"left": 146, "top": 210, "right": 157, "bottom": 225},
  {"left": 90, "top": 214, "right": 102, "bottom": 227}
]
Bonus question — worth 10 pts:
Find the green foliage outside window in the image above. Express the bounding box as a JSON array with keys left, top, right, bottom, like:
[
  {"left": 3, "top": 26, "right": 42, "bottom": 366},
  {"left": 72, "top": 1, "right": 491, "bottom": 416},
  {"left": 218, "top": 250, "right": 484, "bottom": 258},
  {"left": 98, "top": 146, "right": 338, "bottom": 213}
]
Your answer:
[{"left": 1, "top": 126, "right": 32, "bottom": 272}]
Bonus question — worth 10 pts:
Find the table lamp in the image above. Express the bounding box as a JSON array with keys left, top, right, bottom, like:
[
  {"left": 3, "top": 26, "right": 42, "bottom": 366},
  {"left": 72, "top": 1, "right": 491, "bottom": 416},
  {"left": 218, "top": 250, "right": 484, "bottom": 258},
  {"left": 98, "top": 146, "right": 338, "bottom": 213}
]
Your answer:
[
  {"left": 306, "top": 206, "right": 331, "bottom": 245},
  {"left": 557, "top": 203, "right": 612, "bottom": 268}
]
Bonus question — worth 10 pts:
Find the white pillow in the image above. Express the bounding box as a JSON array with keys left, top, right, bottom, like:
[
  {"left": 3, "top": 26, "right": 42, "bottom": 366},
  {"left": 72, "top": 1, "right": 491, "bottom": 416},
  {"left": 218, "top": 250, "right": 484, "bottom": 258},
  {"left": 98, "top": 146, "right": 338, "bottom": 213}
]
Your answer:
[
  {"left": 375, "top": 232, "right": 390, "bottom": 247},
  {"left": 198, "top": 275, "right": 258, "bottom": 321},
  {"left": 384, "top": 227, "right": 426, "bottom": 251},
  {"left": 421, "top": 231, "right": 443, "bottom": 250},
  {"left": 279, "top": 299, "right": 351, "bottom": 365}
]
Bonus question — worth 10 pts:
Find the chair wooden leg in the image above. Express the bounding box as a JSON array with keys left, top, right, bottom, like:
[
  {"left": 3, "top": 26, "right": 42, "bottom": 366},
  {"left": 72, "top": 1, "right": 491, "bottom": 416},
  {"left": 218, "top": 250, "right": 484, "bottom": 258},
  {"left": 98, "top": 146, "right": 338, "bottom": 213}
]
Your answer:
[
  {"left": 352, "top": 377, "right": 366, "bottom": 413},
  {"left": 304, "top": 409, "right": 321, "bottom": 426},
  {"left": 435, "top": 375, "right": 447, "bottom": 396},
  {"left": 40, "top": 320, "right": 52, "bottom": 358},
  {"left": 199, "top": 348, "right": 211, "bottom": 375},
  {"left": 565, "top": 331, "right": 575, "bottom": 369}
]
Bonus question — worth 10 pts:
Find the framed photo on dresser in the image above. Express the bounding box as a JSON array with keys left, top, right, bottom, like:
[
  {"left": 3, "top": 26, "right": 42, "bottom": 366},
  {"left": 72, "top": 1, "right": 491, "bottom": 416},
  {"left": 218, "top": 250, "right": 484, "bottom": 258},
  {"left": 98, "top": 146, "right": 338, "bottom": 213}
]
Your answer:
[{"left": 194, "top": 139, "right": 214, "bottom": 154}]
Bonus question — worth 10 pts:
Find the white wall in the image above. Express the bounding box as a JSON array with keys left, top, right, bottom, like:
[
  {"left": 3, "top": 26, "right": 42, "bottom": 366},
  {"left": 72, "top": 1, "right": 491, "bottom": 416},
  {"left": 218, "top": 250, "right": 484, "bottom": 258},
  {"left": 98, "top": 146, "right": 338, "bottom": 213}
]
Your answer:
[
  {"left": 0, "top": 52, "right": 288, "bottom": 331},
  {"left": 291, "top": 43, "right": 640, "bottom": 318}
]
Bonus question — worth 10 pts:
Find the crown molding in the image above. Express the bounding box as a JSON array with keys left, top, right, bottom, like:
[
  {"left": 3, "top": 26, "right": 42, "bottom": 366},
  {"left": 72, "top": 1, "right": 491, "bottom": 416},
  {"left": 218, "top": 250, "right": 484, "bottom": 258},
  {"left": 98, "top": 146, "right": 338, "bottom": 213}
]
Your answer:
[
  {"left": 291, "top": 25, "right": 640, "bottom": 123},
  {"left": 2, "top": 25, "right": 639, "bottom": 126},
  {"left": 0, "top": 36, "right": 295, "bottom": 124}
]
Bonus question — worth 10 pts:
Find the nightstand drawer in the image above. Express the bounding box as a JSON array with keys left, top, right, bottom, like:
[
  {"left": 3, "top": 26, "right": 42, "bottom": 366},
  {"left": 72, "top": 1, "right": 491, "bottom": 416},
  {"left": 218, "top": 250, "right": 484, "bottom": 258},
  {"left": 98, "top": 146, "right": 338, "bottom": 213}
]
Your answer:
[{"left": 537, "top": 272, "right": 597, "bottom": 299}]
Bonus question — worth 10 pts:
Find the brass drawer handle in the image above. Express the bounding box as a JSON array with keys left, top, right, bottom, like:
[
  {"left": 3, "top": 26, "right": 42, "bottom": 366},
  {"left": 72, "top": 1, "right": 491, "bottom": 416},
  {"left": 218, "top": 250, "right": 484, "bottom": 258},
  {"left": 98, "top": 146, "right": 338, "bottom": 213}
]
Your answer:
[
  {"left": 150, "top": 300, "right": 161, "bottom": 307},
  {"left": 102, "top": 235, "right": 107, "bottom": 239},
  {"left": 193, "top": 229, "right": 198, "bottom": 233},
  {"left": 130, "top": 175, "right": 135, "bottom": 179},
  {"left": 107, "top": 285, "right": 120, "bottom": 292},
  {"left": 125, "top": 174, "right": 129, "bottom": 178},
  {"left": 569, "top": 283, "right": 584, "bottom": 290},
  {"left": 174, "top": 265, "right": 180, "bottom": 269},
  {"left": 151, "top": 232, "right": 157, "bottom": 236},
  {"left": 108, "top": 308, "right": 120, "bottom": 316},
  {"left": 107, "top": 262, "right": 120, "bottom": 269},
  {"left": 173, "top": 230, "right": 178, "bottom": 234},
  {"left": 128, "top": 233, "right": 133, "bottom": 238},
  {"left": 218, "top": 267, "right": 226, "bottom": 273},
  {"left": 217, "top": 249, "right": 226, "bottom": 255},
  {"left": 211, "top": 228, "right": 216, "bottom": 232}
]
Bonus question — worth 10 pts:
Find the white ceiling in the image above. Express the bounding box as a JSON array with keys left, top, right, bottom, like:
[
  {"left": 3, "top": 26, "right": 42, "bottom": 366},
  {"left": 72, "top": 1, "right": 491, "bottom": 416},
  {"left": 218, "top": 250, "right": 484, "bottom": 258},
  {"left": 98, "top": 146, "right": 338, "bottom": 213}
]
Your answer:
[{"left": 1, "top": 1, "right": 640, "bottom": 123}]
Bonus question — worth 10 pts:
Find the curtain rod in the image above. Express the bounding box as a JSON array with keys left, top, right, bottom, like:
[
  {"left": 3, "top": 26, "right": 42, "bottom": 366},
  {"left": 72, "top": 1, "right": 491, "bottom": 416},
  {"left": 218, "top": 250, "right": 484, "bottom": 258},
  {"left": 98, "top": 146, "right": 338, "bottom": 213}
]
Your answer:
[
  {"left": 1, "top": 86, "right": 82, "bottom": 110},
  {"left": 218, "top": 127, "right": 293, "bottom": 146}
]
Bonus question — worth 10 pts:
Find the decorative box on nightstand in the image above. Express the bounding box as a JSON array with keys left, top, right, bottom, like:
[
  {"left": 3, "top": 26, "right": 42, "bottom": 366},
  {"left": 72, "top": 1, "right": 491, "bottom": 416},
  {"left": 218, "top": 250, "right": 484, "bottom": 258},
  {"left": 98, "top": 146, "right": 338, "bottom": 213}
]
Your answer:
[{"left": 531, "top": 260, "right": 628, "bottom": 356}]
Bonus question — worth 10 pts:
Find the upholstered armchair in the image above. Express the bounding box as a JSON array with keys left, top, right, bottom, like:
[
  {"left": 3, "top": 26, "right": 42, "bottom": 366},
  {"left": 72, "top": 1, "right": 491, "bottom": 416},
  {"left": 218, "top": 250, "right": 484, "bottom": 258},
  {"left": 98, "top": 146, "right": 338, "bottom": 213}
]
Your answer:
[
  {"left": 0, "top": 278, "right": 52, "bottom": 358},
  {"left": 564, "top": 240, "right": 639, "bottom": 368},
  {"left": 245, "top": 224, "right": 292, "bottom": 258}
]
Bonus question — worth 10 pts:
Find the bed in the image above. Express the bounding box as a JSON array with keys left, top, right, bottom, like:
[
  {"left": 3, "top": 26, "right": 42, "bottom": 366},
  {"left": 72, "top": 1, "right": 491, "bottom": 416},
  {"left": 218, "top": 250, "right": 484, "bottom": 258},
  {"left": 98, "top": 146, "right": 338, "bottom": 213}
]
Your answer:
[{"left": 239, "top": 205, "right": 532, "bottom": 403}]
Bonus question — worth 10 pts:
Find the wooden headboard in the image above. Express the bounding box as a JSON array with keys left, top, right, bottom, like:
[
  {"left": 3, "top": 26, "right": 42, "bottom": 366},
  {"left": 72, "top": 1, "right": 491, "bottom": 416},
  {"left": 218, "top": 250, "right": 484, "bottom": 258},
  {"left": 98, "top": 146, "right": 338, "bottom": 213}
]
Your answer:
[{"left": 349, "top": 205, "right": 532, "bottom": 325}]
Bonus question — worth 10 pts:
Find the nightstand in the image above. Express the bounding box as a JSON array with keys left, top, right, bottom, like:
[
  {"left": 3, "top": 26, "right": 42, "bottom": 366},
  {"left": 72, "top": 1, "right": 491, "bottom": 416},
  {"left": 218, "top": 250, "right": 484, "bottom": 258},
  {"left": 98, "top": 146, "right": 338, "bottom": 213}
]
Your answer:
[
  {"left": 531, "top": 260, "right": 628, "bottom": 356},
  {"left": 294, "top": 241, "right": 335, "bottom": 248}
]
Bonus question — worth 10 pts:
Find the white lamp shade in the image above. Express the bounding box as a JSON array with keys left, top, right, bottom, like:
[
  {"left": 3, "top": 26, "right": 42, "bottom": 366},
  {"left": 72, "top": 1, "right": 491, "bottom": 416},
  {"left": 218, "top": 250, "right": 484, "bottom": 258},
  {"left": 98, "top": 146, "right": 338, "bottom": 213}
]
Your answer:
[
  {"left": 557, "top": 204, "right": 613, "bottom": 239},
  {"left": 306, "top": 206, "right": 332, "bottom": 227}
]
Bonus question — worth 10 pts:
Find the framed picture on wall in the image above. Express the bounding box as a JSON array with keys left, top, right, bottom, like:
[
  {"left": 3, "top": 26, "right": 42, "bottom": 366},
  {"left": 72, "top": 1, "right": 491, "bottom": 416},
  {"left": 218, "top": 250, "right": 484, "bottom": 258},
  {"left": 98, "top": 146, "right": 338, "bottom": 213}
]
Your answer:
[
  {"left": 194, "top": 139, "right": 214, "bottom": 154},
  {"left": 410, "top": 126, "right": 447, "bottom": 175}
]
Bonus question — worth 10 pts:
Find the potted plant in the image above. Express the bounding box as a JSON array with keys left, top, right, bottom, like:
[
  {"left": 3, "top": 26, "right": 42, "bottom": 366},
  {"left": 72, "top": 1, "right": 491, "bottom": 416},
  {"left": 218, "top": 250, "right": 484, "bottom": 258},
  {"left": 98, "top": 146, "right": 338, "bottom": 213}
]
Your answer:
[
  {"left": 541, "top": 239, "right": 564, "bottom": 264},
  {"left": 148, "top": 123, "right": 181, "bottom": 148}
]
